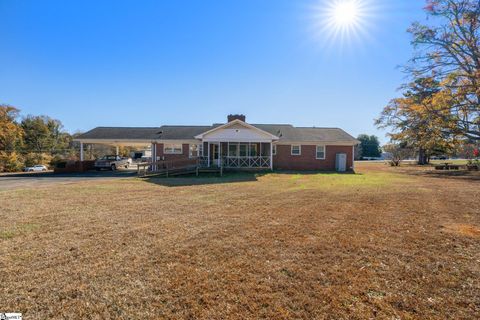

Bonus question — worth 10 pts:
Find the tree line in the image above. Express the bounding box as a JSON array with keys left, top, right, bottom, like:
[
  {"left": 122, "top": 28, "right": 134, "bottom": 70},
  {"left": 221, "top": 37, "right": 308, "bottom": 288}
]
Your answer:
[
  {"left": 376, "top": 0, "right": 480, "bottom": 164},
  {"left": 0, "top": 104, "right": 77, "bottom": 172}
]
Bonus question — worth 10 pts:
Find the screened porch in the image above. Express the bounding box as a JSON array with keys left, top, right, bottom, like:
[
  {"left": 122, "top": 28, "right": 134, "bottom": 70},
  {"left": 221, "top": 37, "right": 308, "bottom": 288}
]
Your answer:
[{"left": 201, "top": 142, "right": 273, "bottom": 169}]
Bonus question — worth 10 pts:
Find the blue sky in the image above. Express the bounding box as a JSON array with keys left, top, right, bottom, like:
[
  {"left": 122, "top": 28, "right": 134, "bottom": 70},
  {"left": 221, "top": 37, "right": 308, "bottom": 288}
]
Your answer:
[{"left": 0, "top": 0, "right": 428, "bottom": 142}]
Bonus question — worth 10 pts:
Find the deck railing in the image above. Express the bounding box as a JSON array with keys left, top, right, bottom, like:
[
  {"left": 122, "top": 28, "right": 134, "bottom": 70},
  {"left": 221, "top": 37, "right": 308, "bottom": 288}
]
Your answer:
[
  {"left": 222, "top": 156, "right": 271, "bottom": 168},
  {"left": 137, "top": 155, "right": 271, "bottom": 176},
  {"left": 137, "top": 158, "right": 198, "bottom": 176}
]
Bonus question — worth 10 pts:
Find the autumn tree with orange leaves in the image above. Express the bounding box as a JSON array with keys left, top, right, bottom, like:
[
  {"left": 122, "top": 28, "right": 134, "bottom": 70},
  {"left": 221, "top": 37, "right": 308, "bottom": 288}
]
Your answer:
[
  {"left": 376, "top": 78, "right": 459, "bottom": 164},
  {"left": 377, "top": 0, "right": 480, "bottom": 163}
]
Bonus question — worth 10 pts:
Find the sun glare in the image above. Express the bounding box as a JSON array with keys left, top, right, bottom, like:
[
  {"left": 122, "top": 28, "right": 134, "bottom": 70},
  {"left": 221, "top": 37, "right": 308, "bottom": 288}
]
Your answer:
[
  {"left": 310, "top": 0, "right": 375, "bottom": 50},
  {"left": 333, "top": 1, "right": 359, "bottom": 26}
]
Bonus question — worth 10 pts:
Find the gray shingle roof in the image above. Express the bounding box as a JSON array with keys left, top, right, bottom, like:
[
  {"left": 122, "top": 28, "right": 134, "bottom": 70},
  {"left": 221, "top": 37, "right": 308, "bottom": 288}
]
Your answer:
[
  {"left": 254, "top": 125, "right": 357, "bottom": 142},
  {"left": 155, "top": 126, "right": 214, "bottom": 140},
  {"left": 76, "top": 127, "right": 162, "bottom": 140},
  {"left": 76, "top": 124, "right": 358, "bottom": 143}
]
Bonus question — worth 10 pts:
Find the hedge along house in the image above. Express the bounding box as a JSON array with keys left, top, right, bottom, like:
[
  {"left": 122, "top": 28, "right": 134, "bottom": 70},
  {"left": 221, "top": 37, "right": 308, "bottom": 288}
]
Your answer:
[{"left": 75, "top": 115, "right": 359, "bottom": 172}]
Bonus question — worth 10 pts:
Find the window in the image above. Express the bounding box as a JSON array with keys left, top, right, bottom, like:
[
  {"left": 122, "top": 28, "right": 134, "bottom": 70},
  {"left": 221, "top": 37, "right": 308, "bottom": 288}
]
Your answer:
[
  {"left": 272, "top": 145, "right": 277, "bottom": 155},
  {"left": 198, "top": 144, "right": 203, "bottom": 157},
  {"left": 316, "top": 145, "right": 326, "bottom": 159},
  {"left": 164, "top": 144, "right": 183, "bottom": 154},
  {"left": 291, "top": 145, "right": 301, "bottom": 156},
  {"left": 189, "top": 144, "right": 199, "bottom": 158}
]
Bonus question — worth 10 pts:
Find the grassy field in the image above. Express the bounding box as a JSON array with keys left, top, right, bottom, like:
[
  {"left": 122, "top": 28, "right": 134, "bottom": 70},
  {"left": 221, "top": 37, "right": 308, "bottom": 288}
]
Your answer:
[{"left": 1, "top": 163, "right": 479, "bottom": 319}]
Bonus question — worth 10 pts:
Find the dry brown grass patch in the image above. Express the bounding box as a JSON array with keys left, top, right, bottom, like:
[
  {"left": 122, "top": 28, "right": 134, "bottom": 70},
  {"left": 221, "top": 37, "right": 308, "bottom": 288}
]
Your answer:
[{"left": 1, "top": 163, "right": 479, "bottom": 319}]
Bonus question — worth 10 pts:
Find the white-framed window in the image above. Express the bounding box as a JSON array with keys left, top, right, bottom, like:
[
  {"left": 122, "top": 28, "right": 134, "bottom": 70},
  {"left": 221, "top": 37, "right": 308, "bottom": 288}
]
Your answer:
[
  {"left": 272, "top": 145, "right": 277, "bottom": 156},
  {"left": 198, "top": 143, "right": 203, "bottom": 157},
  {"left": 316, "top": 145, "right": 326, "bottom": 159},
  {"left": 164, "top": 143, "right": 183, "bottom": 154},
  {"left": 189, "top": 144, "right": 199, "bottom": 158},
  {"left": 291, "top": 145, "right": 301, "bottom": 156}
]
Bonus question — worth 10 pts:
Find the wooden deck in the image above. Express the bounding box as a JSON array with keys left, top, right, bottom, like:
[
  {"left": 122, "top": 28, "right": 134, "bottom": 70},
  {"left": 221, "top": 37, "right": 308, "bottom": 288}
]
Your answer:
[{"left": 137, "top": 162, "right": 222, "bottom": 178}]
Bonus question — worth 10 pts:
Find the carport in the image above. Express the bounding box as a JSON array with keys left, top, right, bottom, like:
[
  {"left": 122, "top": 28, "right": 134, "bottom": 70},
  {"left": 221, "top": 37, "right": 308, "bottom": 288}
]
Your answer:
[{"left": 74, "top": 127, "right": 163, "bottom": 163}]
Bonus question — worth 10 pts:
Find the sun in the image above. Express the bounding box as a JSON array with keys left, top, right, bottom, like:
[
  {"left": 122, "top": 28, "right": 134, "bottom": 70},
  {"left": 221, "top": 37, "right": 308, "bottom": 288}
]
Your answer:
[
  {"left": 309, "top": 0, "right": 375, "bottom": 50},
  {"left": 333, "top": 1, "right": 359, "bottom": 27}
]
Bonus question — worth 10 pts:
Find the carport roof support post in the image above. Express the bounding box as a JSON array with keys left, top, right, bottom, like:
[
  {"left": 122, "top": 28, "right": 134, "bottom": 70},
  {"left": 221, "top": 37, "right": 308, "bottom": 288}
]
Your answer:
[{"left": 80, "top": 142, "right": 84, "bottom": 161}]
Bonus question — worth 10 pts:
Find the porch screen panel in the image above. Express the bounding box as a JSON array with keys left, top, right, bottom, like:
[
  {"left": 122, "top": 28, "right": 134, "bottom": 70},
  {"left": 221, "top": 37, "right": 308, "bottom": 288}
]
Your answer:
[
  {"left": 249, "top": 143, "right": 258, "bottom": 157},
  {"left": 228, "top": 143, "right": 239, "bottom": 157},
  {"left": 239, "top": 144, "right": 248, "bottom": 157},
  {"left": 221, "top": 142, "right": 228, "bottom": 157}
]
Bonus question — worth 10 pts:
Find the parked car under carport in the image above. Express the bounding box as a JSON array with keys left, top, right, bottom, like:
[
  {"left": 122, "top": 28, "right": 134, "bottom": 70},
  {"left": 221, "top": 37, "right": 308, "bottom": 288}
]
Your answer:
[{"left": 94, "top": 155, "right": 130, "bottom": 171}]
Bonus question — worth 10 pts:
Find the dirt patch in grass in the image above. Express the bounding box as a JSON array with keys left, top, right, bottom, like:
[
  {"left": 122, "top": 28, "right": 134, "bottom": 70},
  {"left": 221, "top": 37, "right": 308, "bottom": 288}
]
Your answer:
[
  {"left": 443, "top": 223, "right": 480, "bottom": 238},
  {"left": 1, "top": 163, "right": 479, "bottom": 319}
]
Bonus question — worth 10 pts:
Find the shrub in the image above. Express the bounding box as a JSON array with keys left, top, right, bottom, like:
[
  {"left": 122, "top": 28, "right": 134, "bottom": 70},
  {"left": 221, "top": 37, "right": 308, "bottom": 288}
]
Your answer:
[
  {"left": 0, "top": 151, "right": 24, "bottom": 172},
  {"left": 50, "top": 154, "right": 66, "bottom": 168},
  {"left": 23, "top": 153, "right": 53, "bottom": 168}
]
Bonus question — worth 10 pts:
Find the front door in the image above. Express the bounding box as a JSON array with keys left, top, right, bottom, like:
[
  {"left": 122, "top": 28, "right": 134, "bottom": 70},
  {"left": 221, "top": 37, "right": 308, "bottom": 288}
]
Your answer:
[{"left": 210, "top": 143, "right": 220, "bottom": 167}]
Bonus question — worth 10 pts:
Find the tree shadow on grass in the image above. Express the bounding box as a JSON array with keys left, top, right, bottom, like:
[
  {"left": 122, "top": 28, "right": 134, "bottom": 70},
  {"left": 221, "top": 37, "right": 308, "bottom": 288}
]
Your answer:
[
  {"left": 142, "top": 170, "right": 357, "bottom": 187},
  {"left": 142, "top": 171, "right": 265, "bottom": 187},
  {"left": 402, "top": 168, "right": 480, "bottom": 182}
]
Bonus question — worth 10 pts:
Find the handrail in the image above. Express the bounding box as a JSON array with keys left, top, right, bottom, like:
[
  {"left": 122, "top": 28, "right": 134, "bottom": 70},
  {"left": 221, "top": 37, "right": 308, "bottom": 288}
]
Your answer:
[
  {"left": 138, "top": 158, "right": 200, "bottom": 176},
  {"left": 137, "top": 154, "right": 271, "bottom": 176}
]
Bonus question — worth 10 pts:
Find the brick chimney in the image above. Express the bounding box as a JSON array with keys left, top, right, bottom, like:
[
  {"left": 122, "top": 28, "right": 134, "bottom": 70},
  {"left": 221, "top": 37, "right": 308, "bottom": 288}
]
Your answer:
[{"left": 227, "top": 114, "right": 246, "bottom": 122}]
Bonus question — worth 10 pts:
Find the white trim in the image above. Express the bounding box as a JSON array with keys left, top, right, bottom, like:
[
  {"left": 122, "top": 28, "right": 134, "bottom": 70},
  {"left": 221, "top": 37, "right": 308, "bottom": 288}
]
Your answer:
[
  {"left": 194, "top": 119, "right": 279, "bottom": 140},
  {"left": 277, "top": 141, "right": 357, "bottom": 146},
  {"left": 270, "top": 142, "right": 273, "bottom": 170},
  {"left": 272, "top": 144, "right": 277, "bottom": 156},
  {"left": 352, "top": 145, "right": 355, "bottom": 170},
  {"left": 74, "top": 138, "right": 200, "bottom": 145},
  {"left": 315, "top": 145, "right": 326, "bottom": 160},
  {"left": 291, "top": 145, "right": 301, "bottom": 156},
  {"left": 207, "top": 142, "right": 210, "bottom": 167}
]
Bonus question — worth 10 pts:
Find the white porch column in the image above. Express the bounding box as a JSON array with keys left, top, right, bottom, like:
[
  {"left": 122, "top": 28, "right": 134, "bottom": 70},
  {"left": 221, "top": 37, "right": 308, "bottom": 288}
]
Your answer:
[
  {"left": 219, "top": 142, "right": 222, "bottom": 167},
  {"left": 352, "top": 145, "right": 355, "bottom": 171},
  {"left": 270, "top": 142, "right": 273, "bottom": 170},
  {"left": 207, "top": 142, "right": 210, "bottom": 167},
  {"left": 115, "top": 146, "right": 119, "bottom": 156},
  {"left": 80, "top": 142, "right": 84, "bottom": 161}
]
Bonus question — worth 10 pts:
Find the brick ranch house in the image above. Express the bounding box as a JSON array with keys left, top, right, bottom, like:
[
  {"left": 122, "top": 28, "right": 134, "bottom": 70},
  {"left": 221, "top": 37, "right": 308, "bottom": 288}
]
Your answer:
[{"left": 75, "top": 115, "right": 359, "bottom": 172}]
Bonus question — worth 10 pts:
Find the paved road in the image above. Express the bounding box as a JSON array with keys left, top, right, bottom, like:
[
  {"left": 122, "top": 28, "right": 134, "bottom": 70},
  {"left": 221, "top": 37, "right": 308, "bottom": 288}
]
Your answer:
[{"left": 0, "top": 170, "right": 138, "bottom": 190}]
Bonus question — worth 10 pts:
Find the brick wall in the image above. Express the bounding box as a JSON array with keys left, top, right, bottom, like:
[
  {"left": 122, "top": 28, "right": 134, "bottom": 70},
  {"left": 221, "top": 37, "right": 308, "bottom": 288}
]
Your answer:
[
  {"left": 273, "top": 144, "right": 353, "bottom": 171},
  {"left": 154, "top": 142, "right": 354, "bottom": 171}
]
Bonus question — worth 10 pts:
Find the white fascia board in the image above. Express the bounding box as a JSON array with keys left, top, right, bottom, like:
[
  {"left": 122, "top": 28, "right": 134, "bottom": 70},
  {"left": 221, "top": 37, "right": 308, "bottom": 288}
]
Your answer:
[
  {"left": 73, "top": 138, "right": 153, "bottom": 146},
  {"left": 276, "top": 140, "right": 359, "bottom": 146},
  {"left": 153, "top": 139, "right": 201, "bottom": 144},
  {"left": 202, "top": 138, "right": 274, "bottom": 143},
  {"left": 195, "top": 119, "right": 279, "bottom": 140}
]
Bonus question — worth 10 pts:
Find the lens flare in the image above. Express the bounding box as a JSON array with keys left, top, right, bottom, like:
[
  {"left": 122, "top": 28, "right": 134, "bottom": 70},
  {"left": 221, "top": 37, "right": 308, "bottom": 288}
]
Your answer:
[
  {"left": 333, "top": 1, "right": 359, "bottom": 26},
  {"left": 309, "top": 0, "right": 376, "bottom": 51}
]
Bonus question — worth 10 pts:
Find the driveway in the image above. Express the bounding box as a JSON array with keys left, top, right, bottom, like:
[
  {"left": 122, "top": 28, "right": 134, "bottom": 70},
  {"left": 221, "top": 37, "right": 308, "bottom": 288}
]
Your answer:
[{"left": 0, "top": 170, "right": 137, "bottom": 190}]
